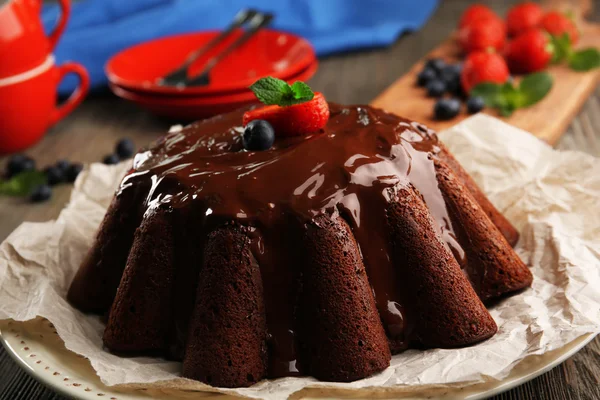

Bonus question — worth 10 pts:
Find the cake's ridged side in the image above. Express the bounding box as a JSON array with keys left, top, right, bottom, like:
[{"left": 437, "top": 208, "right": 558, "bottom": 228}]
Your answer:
[
  {"left": 434, "top": 160, "right": 533, "bottom": 302},
  {"left": 182, "top": 224, "right": 268, "bottom": 388},
  {"left": 386, "top": 185, "right": 497, "bottom": 348},
  {"left": 67, "top": 181, "right": 148, "bottom": 313},
  {"left": 296, "top": 214, "right": 391, "bottom": 382},
  {"left": 165, "top": 207, "right": 207, "bottom": 360},
  {"left": 103, "top": 207, "right": 176, "bottom": 352},
  {"left": 437, "top": 143, "right": 520, "bottom": 247}
]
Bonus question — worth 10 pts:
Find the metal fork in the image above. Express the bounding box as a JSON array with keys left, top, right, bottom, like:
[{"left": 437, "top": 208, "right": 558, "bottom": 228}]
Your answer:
[
  {"left": 157, "top": 9, "right": 259, "bottom": 87},
  {"left": 184, "top": 12, "right": 274, "bottom": 87}
]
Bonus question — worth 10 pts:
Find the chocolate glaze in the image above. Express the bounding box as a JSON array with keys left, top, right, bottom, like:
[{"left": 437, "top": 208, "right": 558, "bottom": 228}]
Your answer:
[{"left": 117, "top": 103, "right": 463, "bottom": 377}]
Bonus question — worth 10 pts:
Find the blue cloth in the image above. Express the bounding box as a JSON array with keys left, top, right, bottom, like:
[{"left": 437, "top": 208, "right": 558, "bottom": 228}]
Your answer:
[{"left": 43, "top": 0, "right": 438, "bottom": 95}]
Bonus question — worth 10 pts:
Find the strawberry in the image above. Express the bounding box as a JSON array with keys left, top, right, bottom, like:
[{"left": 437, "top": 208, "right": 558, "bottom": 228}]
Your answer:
[
  {"left": 541, "top": 11, "right": 579, "bottom": 44},
  {"left": 504, "top": 29, "right": 552, "bottom": 74},
  {"left": 506, "top": 2, "right": 544, "bottom": 37},
  {"left": 458, "top": 4, "right": 500, "bottom": 29},
  {"left": 458, "top": 17, "right": 506, "bottom": 54},
  {"left": 243, "top": 92, "right": 330, "bottom": 137},
  {"left": 461, "top": 51, "right": 510, "bottom": 93}
]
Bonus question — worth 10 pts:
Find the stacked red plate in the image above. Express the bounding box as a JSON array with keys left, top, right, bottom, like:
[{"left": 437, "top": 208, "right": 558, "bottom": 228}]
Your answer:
[{"left": 106, "top": 29, "right": 317, "bottom": 120}]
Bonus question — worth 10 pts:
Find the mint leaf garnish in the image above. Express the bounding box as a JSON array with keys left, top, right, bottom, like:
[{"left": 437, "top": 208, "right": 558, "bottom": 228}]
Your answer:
[
  {"left": 547, "top": 32, "right": 599, "bottom": 71},
  {"left": 550, "top": 33, "right": 572, "bottom": 63},
  {"left": 0, "top": 171, "right": 47, "bottom": 197},
  {"left": 250, "top": 77, "right": 314, "bottom": 107},
  {"left": 471, "top": 72, "right": 553, "bottom": 117},
  {"left": 568, "top": 48, "right": 600, "bottom": 71},
  {"left": 519, "top": 72, "right": 553, "bottom": 106},
  {"left": 290, "top": 81, "right": 314, "bottom": 102},
  {"left": 471, "top": 82, "right": 503, "bottom": 107},
  {"left": 249, "top": 77, "right": 291, "bottom": 105}
]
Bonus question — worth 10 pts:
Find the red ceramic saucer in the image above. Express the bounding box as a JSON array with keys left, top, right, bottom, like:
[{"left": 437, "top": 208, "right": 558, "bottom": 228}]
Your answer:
[
  {"left": 106, "top": 29, "right": 315, "bottom": 97},
  {"left": 110, "top": 61, "right": 318, "bottom": 120}
]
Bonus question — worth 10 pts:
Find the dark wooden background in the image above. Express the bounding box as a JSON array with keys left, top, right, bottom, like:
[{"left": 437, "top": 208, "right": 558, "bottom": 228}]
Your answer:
[{"left": 1, "top": 1, "right": 599, "bottom": 399}]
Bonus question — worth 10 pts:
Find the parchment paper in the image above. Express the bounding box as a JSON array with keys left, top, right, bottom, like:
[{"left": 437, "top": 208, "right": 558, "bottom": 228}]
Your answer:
[{"left": 1, "top": 114, "right": 599, "bottom": 399}]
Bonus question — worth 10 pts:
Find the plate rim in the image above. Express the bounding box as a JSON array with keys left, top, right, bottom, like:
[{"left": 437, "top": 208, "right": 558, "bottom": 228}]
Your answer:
[
  {"left": 105, "top": 29, "right": 316, "bottom": 96},
  {"left": 1, "top": 321, "right": 596, "bottom": 400}
]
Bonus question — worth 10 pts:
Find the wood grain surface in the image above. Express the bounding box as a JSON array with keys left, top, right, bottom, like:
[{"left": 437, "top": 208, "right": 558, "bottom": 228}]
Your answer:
[{"left": 1, "top": 1, "right": 599, "bottom": 399}]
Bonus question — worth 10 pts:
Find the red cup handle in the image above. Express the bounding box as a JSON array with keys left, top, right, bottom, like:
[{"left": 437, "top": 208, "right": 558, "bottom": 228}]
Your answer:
[
  {"left": 48, "top": 0, "right": 71, "bottom": 49},
  {"left": 50, "top": 62, "right": 90, "bottom": 124}
]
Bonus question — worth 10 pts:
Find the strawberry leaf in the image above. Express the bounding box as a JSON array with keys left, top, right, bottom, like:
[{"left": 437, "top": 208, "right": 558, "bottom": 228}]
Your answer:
[
  {"left": 568, "top": 48, "right": 600, "bottom": 71},
  {"left": 0, "top": 171, "right": 47, "bottom": 197},
  {"left": 518, "top": 72, "right": 553, "bottom": 106},
  {"left": 250, "top": 77, "right": 315, "bottom": 107}
]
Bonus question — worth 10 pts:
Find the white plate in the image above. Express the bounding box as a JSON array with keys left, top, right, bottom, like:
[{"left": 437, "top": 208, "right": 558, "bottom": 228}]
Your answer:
[{"left": 1, "top": 318, "right": 596, "bottom": 400}]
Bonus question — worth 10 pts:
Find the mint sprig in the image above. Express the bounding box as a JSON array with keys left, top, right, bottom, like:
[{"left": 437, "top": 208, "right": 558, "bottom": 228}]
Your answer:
[
  {"left": 471, "top": 72, "right": 553, "bottom": 117},
  {"left": 568, "top": 48, "right": 600, "bottom": 71},
  {"left": 0, "top": 171, "right": 47, "bottom": 197},
  {"left": 549, "top": 33, "right": 600, "bottom": 71},
  {"left": 249, "top": 77, "right": 314, "bottom": 107},
  {"left": 549, "top": 33, "right": 571, "bottom": 64}
]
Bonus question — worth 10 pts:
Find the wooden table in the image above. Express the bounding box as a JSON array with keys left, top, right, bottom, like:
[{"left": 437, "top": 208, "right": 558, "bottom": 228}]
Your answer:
[{"left": 1, "top": 1, "right": 599, "bottom": 399}]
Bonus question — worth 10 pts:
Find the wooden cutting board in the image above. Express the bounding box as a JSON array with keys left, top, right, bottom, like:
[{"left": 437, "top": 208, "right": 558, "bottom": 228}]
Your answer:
[{"left": 371, "top": 0, "right": 600, "bottom": 145}]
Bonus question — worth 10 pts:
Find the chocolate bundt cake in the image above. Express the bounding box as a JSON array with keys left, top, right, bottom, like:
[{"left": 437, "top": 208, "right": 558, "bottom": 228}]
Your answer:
[{"left": 68, "top": 103, "right": 532, "bottom": 387}]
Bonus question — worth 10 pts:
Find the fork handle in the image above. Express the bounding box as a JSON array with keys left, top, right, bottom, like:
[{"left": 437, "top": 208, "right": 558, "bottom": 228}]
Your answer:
[
  {"left": 181, "top": 9, "right": 258, "bottom": 68},
  {"left": 189, "top": 13, "right": 274, "bottom": 81}
]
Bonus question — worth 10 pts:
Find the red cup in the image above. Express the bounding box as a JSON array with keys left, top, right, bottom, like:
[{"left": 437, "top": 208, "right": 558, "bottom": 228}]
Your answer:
[
  {"left": 0, "top": 0, "right": 70, "bottom": 77},
  {"left": 0, "top": 55, "right": 89, "bottom": 154}
]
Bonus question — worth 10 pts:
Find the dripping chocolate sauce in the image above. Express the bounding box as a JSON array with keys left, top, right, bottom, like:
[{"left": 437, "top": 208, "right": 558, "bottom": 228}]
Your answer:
[{"left": 117, "top": 103, "right": 464, "bottom": 378}]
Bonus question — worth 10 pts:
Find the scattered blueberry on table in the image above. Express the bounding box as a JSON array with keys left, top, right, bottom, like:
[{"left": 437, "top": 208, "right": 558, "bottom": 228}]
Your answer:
[
  {"left": 416, "top": 58, "right": 484, "bottom": 119},
  {"left": 44, "top": 165, "right": 65, "bottom": 186},
  {"left": 444, "top": 63, "right": 463, "bottom": 77},
  {"left": 425, "top": 58, "right": 446, "bottom": 73},
  {"left": 116, "top": 138, "right": 135, "bottom": 159},
  {"left": 417, "top": 68, "right": 437, "bottom": 87},
  {"left": 55, "top": 159, "right": 70, "bottom": 172},
  {"left": 30, "top": 184, "right": 52, "bottom": 202},
  {"left": 6, "top": 154, "right": 35, "bottom": 178},
  {"left": 467, "top": 96, "right": 486, "bottom": 114},
  {"left": 426, "top": 79, "right": 446, "bottom": 97},
  {"left": 434, "top": 98, "right": 461, "bottom": 120},
  {"left": 243, "top": 120, "right": 275, "bottom": 151},
  {"left": 65, "top": 163, "right": 83, "bottom": 183},
  {"left": 1, "top": 138, "right": 136, "bottom": 203},
  {"left": 103, "top": 153, "right": 121, "bottom": 165}
]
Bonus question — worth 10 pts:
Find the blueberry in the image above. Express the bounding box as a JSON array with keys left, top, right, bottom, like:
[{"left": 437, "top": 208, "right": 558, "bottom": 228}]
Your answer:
[
  {"left": 434, "top": 98, "right": 461, "bottom": 120},
  {"left": 44, "top": 166, "right": 65, "bottom": 186},
  {"left": 440, "top": 67, "right": 459, "bottom": 83},
  {"left": 445, "top": 79, "right": 461, "bottom": 96},
  {"left": 426, "top": 80, "right": 446, "bottom": 97},
  {"left": 417, "top": 68, "right": 437, "bottom": 87},
  {"left": 242, "top": 120, "right": 275, "bottom": 151},
  {"left": 444, "top": 63, "right": 463, "bottom": 76},
  {"left": 6, "top": 154, "right": 35, "bottom": 178},
  {"left": 103, "top": 154, "right": 120, "bottom": 165},
  {"left": 65, "top": 163, "right": 83, "bottom": 183},
  {"left": 6, "top": 154, "right": 27, "bottom": 174},
  {"left": 55, "top": 159, "right": 70, "bottom": 172},
  {"left": 30, "top": 184, "right": 52, "bottom": 203},
  {"left": 115, "top": 138, "right": 135, "bottom": 159},
  {"left": 425, "top": 58, "right": 446, "bottom": 73},
  {"left": 467, "top": 96, "right": 486, "bottom": 114}
]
